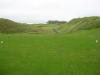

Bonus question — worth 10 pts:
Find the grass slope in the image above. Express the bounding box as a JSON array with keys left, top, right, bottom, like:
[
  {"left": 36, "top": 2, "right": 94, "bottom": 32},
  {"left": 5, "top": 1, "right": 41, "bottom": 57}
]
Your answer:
[
  {"left": 31, "top": 24, "right": 59, "bottom": 33},
  {"left": 60, "top": 16, "right": 100, "bottom": 33},
  {"left": 0, "top": 29, "right": 100, "bottom": 75},
  {"left": 0, "top": 18, "right": 45, "bottom": 34}
]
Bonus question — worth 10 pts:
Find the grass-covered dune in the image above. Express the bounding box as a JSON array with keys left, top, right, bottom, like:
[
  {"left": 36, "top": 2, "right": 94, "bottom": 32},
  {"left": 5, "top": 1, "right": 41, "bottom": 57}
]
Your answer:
[
  {"left": 59, "top": 16, "right": 100, "bottom": 33},
  {"left": 0, "top": 28, "right": 100, "bottom": 75},
  {"left": 31, "top": 24, "right": 59, "bottom": 33},
  {"left": 0, "top": 16, "right": 100, "bottom": 34},
  {"left": 0, "top": 18, "right": 45, "bottom": 34}
]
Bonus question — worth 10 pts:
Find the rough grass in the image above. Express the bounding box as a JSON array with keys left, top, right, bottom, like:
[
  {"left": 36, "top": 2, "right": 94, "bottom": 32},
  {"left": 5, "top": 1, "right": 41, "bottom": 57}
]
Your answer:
[
  {"left": 59, "top": 16, "right": 100, "bottom": 33},
  {"left": 0, "top": 29, "right": 100, "bottom": 75},
  {"left": 31, "top": 24, "right": 59, "bottom": 33}
]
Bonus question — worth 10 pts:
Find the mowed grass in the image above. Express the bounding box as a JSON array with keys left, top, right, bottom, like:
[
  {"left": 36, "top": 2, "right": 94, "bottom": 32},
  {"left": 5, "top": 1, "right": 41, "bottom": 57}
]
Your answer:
[{"left": 0, "top": 29, "right": 100, "bottom": 75}]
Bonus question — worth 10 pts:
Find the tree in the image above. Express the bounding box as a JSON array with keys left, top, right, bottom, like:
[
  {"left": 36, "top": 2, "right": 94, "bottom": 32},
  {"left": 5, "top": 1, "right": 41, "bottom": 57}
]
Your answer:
[{"left": 47, "top": 20, "right": 66, "bottom": 24}]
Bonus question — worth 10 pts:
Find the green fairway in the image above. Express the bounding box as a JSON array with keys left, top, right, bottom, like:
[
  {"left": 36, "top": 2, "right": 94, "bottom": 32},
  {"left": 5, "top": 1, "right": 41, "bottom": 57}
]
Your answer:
[{"left": 0, "top": 29, "right": 100, "bottom": 75}]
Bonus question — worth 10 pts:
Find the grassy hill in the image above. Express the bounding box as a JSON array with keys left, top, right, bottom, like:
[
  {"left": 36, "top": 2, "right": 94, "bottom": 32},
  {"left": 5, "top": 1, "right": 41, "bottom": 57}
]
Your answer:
[
  {"left": 0, "top": 28, "right": 100, "bottom": 75},
  {"left": 31, "top": 24, "right": 59, "bottom": 33},
  {"left": 59, "top": 16, "right": 100, "bottom": 33},
  {"left": 0, "top": 16, "right": 100, "bottom": 34},
  {"left": 0, "top": 18, "right": 45, "bottom": 34}
]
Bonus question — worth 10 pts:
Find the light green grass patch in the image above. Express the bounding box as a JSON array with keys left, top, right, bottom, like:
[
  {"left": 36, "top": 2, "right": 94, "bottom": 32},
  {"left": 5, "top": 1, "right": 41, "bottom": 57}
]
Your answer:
[{"left": 0, "top": 29, "right": 100, "bottom": 75}]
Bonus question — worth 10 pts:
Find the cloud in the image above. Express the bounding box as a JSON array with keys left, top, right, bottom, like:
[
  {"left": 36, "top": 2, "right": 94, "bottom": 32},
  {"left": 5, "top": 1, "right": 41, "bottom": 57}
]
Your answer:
[{"left": 0, "top": 0, "right": 100, "bottom": 23}]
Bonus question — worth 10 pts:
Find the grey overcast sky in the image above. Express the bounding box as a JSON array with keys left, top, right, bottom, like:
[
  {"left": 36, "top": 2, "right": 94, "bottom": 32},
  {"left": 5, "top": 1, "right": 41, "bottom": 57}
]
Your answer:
[{"left": 0, "top": 0, "right": 100, "bottom": 23}]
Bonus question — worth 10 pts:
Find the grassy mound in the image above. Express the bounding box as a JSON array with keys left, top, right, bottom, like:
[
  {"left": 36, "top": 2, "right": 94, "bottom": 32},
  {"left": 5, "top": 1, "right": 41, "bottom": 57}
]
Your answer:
[
  {"left": 0, "top": 18, "right": 44, "bottom": 34},
  {"left": 59, "top": 16, "right": 100, "bottom": 33}
]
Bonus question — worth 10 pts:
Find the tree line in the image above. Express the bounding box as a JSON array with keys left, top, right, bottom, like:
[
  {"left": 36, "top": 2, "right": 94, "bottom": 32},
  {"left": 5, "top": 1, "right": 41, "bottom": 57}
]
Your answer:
[{"left": 47, "top": 20, "right": 67, "bottom": 24}]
